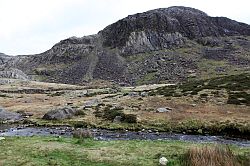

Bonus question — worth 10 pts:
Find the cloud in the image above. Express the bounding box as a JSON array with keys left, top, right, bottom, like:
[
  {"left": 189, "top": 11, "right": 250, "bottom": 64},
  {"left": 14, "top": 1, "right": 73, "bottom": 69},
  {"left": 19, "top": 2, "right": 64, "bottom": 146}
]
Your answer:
[{"left": 0, "top": 0, "right": 249, "bottom": 55}]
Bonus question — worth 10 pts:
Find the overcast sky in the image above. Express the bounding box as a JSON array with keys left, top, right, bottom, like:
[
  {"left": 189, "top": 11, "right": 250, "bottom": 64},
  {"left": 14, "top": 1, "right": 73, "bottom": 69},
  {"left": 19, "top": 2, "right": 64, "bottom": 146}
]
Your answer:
[{"left": 1, "top": 0, "right": 250, "bottom": 56}]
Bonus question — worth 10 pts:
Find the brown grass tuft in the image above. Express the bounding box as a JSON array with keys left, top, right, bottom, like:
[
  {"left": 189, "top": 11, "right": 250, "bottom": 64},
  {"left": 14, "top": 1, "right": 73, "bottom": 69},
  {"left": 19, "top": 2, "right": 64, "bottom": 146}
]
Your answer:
[
  {"left": 184, "top": 145, "right": 241, "bottom": 166},
  {"left": 72, "top": 129, "right": 93, "bottom": 139}
]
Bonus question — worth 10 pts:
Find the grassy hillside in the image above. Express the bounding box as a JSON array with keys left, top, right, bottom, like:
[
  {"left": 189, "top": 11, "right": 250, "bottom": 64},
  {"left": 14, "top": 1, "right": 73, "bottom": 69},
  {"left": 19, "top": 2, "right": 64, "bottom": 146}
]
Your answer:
[{"left": 150, "top": 73, "right": 250, "bottom": 106}]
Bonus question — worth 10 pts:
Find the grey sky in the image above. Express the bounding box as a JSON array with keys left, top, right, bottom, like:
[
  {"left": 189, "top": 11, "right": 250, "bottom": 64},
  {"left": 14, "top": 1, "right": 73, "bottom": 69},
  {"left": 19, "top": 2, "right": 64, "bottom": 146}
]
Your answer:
[{"left": 1, "top": 0, "right": 249, "bottom": 55}]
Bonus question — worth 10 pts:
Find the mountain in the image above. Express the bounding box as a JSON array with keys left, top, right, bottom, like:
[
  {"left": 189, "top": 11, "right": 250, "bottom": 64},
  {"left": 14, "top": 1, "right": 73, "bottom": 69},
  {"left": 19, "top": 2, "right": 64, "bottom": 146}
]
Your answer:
[
  {"left": 1, "top": 6, "right": 250, "bottom": 85},
  {"left": 0, "top": 53, "right": 11, "bottom": 65}
]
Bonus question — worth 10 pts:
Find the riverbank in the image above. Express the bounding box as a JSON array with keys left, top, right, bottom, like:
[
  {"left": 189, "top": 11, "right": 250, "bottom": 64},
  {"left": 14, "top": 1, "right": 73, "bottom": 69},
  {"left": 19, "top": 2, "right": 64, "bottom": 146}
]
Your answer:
[
  {"left": 30, "top": 117, "right": 250, "bottom": 140},
  {"left": 1, "top": 126, "right": 249, "bottom": 147},
  {"left": 0, "top": 136, "right": 249, "bottom": 166}
]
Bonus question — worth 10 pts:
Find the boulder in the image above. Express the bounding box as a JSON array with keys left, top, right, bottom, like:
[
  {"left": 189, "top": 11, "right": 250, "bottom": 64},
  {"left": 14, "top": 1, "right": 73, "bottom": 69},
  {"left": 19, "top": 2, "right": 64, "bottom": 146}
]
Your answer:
[
  {"left": 159, "top": 157, "right": 168, "bottom": 165},
  {"left": 156, "top": 107, "right": 172, "bottom": 113},
  {"left": 140, "top": 92, "right": 149, "bottom": 97},
  {"left": 83, "top": 99, "right": 100, "bottom": 108},
  {"left": 0, "top": 107, "right": 22, "bottom": 121},
  {"left": 42, "top": 107, "right": 76, "bottom": 120},
  {"left": 128, "top": 92, "right": 139, "bottom": 97},
  {"left": 16, "top": 110, "right": 33, "bottom": 117},
  {"left": 113, "top": 116, "right": 122, "bottom": 123},
  {"left": 191, "top": 104, "right": 197, "bottom": 107}
]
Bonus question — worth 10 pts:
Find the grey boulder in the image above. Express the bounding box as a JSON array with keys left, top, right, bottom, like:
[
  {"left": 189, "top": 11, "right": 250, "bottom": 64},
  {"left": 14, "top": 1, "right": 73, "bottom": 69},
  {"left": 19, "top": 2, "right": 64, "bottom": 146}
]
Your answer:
[
  {"left": 156, "top": 107, "right": 172, "bottom": 113},
  {"left": 83, "top": 99, "right": 100, "bottom": 108},
  {"left": 0, "top": 107, "right": 22, "bottom": 121},
  {"left": 113, "top": 116, "right": 122, "bottom": 123},
  {"left": 42, "top": 107, "right": 76, "bottom": 120}
]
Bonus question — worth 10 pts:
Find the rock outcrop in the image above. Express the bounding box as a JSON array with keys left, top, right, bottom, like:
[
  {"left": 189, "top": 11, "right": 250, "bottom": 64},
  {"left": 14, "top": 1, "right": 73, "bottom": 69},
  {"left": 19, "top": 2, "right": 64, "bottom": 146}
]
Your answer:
[
  {"left": 0, "top": 107, "right": 23, "bottom": 122},
  {"left": 42, "top": 107, "right": 77, "bottom": 120},
  {"left": 100, "top": 6, "right": 250, "bottom": 55},
  {"left": 1, "top": 6, "right": 250, "bottom": 85},
  {"left": 0, "top": 68, "right": 29, "bottom": 80}
]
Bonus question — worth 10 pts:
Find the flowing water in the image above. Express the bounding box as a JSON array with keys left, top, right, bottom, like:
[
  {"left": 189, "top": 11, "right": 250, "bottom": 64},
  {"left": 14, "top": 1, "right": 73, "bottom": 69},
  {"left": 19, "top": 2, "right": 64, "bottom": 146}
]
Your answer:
[{"left": 0, "top": 125, "right": 249, "bottom": 147}]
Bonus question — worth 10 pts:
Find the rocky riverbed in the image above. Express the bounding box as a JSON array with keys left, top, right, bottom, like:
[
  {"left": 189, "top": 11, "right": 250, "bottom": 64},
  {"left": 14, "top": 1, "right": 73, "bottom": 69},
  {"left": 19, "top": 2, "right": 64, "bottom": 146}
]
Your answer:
[{"left": 0, "top": 125, "right": 249, "bottom": 147}]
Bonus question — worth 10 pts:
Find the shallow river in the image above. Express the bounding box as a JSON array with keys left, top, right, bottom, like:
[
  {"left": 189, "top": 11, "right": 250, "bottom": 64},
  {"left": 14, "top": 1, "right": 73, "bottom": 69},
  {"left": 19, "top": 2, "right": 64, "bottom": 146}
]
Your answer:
[{"left": 0, "top": 125, "right": 249, "bottom": 147}]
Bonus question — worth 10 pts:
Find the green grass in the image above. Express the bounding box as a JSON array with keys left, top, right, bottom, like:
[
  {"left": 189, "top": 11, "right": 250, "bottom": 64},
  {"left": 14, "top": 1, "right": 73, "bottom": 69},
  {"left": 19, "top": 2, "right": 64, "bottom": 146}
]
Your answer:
[
  {"left": 136, "top": 72, "right": 157, "bottom": 85},
  {"left": 197, "top": 59, "right": 230, "bottom": 79},
  {"left": 0, "top": 136, "right": 249, "bottom": 166}
]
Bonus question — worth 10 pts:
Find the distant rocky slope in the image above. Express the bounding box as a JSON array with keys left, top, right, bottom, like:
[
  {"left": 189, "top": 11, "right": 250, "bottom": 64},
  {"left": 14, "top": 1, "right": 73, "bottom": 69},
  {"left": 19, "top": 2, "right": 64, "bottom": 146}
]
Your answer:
[
  {"left": 0, "top": 68, "right": 29, "bottom": 80},
  {"left": 0, "top": 53, "right": 11, "bottom": 65},
  {"left": 1, "top": 6, "right": 250, "bottom": 85},
  {"left": 0, "top": 53, "right": 29, "bottom": 80}
]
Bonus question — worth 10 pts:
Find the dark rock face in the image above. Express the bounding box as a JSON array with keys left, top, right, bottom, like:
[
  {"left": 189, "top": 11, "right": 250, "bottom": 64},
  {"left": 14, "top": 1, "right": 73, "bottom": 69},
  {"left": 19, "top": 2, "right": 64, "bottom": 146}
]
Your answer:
[
  {"left": 42, "top": 107, "right": 77, "bottom": 120},
  {"left": 1, "top": 6, "right": 250, "bottom": 85},
  {"left": 211, "top": 17, "right": 250, "bottom": 36},
  {"left": 0, "top": 107, "right": 23, "bottom": 121},
  {"left": 100, "top": 6, "right": 250, "bottom": 55}
]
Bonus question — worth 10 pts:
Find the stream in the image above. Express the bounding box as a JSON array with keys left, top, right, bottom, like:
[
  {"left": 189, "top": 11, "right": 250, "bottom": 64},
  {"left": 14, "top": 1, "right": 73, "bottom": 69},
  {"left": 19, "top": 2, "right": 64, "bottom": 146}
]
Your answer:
[{"left": 0, "top": 125, "right": 249, "bottom": 147}]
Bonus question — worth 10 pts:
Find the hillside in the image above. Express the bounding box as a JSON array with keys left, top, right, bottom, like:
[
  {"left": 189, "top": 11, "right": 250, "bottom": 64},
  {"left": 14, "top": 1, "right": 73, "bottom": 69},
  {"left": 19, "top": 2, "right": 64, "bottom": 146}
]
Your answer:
[
  {"left": 1, "top": 6, "right": 250, "bottom": 85},
  {"left": 150, "top": 73, "right": 250, "bottom": 106}
]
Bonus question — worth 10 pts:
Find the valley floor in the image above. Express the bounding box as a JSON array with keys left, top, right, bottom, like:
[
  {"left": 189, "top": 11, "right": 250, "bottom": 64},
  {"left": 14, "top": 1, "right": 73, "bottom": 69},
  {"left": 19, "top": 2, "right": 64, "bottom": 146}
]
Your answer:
[
  {"left": 0, "top": 77, "right": 249, "bottom": 138},
  {"left": 0, "top": 75, "right": 250, "bottom": 165}
]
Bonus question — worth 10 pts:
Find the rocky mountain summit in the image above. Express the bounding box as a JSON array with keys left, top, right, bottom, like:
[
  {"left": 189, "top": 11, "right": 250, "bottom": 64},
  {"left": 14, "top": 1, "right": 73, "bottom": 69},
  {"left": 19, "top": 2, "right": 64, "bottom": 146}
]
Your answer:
[
  {"left": 100, "top": 6, "right": 250, "bottom": 54},
  {"left": 1, "top": 6, "right": 250, "bottom": 85}
]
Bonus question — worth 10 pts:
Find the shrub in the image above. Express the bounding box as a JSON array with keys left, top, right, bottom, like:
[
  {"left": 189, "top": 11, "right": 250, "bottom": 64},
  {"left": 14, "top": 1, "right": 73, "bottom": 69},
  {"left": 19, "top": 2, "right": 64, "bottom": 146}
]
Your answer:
[
  {"left": 93, "top": 110, "right": 103, "bottom": 118},
  {"left": 200, "top": 93, "right": 208, "bottom": 98},
  {"left": 75, "top": 109, "right": 86, "bottom": 116},
  {"left": 103, "top": 106, "right": 124, "bottom": 120},
  {"left": 100, "top": 106, "right": 137, "bottom": 123},
  {"left": 123, "top": 114, "right": 137, "bottom": 123},
  {"left": 150, "top": 73, "right": 250, "bottom": 99},
  {"left": 227, "top": 98, "right": 242, "bottom": 105},
  {"left": 227, "top": 92, "right": 250, "bottom": 105},
  {"left": 123, "top": 92, "right": 129, "bottom": 96},
  {"left": 73, "top": 121, "right": 88, "bottom": 128}
]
